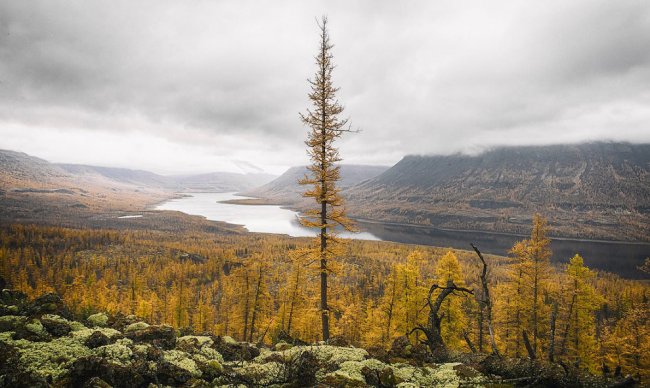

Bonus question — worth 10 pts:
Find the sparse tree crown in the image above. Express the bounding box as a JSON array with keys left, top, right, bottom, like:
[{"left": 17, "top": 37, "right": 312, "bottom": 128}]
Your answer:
[{"left": 299, "top": 16, "right": 355, "bottom": 341}]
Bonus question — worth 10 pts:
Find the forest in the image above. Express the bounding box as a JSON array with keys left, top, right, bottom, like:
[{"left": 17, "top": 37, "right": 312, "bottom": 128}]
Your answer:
[{"left": 1, "top": 216, "right": 648, "bottom": 381}]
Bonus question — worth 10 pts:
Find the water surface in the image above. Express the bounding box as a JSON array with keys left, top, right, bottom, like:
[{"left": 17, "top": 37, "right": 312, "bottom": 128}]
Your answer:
[
  {"left": 156, "top": 192, "right": 649, "bottom": 279},
  {"left": 156, "top": 192, "right": 379, "bottom": 240}
]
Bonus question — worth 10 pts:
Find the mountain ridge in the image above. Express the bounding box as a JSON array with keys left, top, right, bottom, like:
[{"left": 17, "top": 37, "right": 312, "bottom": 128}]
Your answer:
[
  {"left": 344, "top": 142, "right": 650, "bottom": 241},
  {"left": 242, "top": 164, "right": 389, "bottom": 205}
]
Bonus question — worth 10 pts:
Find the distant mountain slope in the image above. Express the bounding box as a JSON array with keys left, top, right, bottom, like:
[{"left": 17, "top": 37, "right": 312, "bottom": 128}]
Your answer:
[
  {"left": 344, "top": 143, "right": 650, "bottom": 241},
  {"left": 243, "top": 164, "right": 389, "bottom": 205},
  {"left": 57, "top": 164, "right": 170, "bottom": 188},
  {"left": 170, "top": 172, "right": 276, "bottom": 192},
  {"left": 57, "top": 164, "right": 275, "bottom": 192},
  {"left": 0, "top": 150, "right": 72, "bottom": 187}
]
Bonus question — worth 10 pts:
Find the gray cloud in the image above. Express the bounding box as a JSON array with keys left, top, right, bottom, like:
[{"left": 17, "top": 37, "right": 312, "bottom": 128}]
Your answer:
[{"left": 0, "top": 0, "right": 649, "bottom": 173}]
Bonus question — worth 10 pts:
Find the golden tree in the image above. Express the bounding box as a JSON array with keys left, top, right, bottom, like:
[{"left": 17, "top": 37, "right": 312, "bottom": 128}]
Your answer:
[
  {"left": 299, "top": 16, "right": 355, "bottom": 341},
  {"left": 508, "top": 213, "right": 552, "bottom": 358},
  {"left": 434, "top": 251, "right": 468, "bottom": 349},
  {"left": 558, "top": 254, "right": 603, "bottom": 371}
]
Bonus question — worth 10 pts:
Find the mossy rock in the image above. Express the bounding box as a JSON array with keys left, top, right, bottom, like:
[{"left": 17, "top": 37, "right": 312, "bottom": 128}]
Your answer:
[
  {"left": 63, "top": 355, "right": 145, "bottom": 388},
  {"left": 163, "top": 349, "right": 202, "bottom": 378},
  {"left": 0, "top": 303, "right": 20, "bottom": 316},
  {"left": 124, "top": 321, "right": 149, "bottom": 333},
  {"left": 86, "top": 313, "right": 109, "bottom": 328},
  {"left": 12, "top": 318, "right": 52, "bottom": 342},
  {"left": 41, "top": 314, "right": 78, "bottom": 337},
  {"left": 0, "top": 315, "right": 27, "bottom": 332},
  {"left": 0, "top": 331, "right": 92, "bottom": 381},
  {"left": 274, "top": 341, "right": 293, "bottom": 351},
  {"left": 0, "top": 289, "right": 28, "bottom": 308},
  {"left": 125, "top": 324, "right": 176, "bottom": 349}
]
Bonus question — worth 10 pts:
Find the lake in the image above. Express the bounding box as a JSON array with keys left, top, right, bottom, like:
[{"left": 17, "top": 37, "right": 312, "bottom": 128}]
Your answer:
[
  {"left": 155, "top": 192, "right": 380, "bottom": 240},
  {"left": 156, "top": 192, "right": 650, "bottom": 279}
]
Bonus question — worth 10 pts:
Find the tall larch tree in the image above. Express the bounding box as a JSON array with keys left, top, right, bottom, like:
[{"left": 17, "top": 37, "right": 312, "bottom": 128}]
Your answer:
[
  {"left": 509, "top": 213, "right": 552, "bottom": 358},
  {"left": 299, "top": 16, "right": 355, "bottom": 341},
  {"left": 434, "top": 251, "right": 468, "bottom": 349},
  {"left": 558, "top": 254, "right": 603, "bottom": 371}
]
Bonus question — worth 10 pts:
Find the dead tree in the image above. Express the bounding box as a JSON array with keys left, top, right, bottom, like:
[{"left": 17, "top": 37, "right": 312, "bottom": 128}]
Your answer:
[
  {"left": 523, "top": 330, "right": 536, "bottom": 360},
  {"left": 411, "top": 279, "right": 473, "bottom": 360},
  {"left": 471, "top": 243, "right": 501, "bottom": 358}
]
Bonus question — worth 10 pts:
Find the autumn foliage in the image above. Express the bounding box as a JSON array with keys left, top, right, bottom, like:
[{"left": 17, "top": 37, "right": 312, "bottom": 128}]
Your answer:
[{"left": 0, "top": 220, "right": 648, "bottom": 381}]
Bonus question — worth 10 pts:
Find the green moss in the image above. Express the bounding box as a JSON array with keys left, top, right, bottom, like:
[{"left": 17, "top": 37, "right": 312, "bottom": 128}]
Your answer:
[
  {"left": 87, "top": 312, "right": 108, "bottom": 328},
  {"left": 124, "top": 321, "right": 149, "bottom": 333},
  {"left": 0, "top": 304, "right": 19, "bottom": 314},
  {"left": 70, "top": 327, "right": 121, "bottom": 343},
  {"left": 94, "top": 343, "right": 133, "bottom": 365},
  {"left": 205, "top": 359, "right": 223, "bottom": 374},
  {"left": 1, "top": 332, "right": 92, "bottom": 380},
  {"left": 222, "top": 335, "right": 238, "bottom": 345},
  {"left": 274, "top": 341, "right": 292, "bottom": 351},
  {"left": 178, "top": 335, "right": 214, "bottom": 348},
  {"left": 391, "top": 362, "right": 484, "bottom": 387},
  {"left": 325, "top": 358, "right": 388, "bottom": 384},
  {"left": 41, "top": 314, "right": 86, "bottom": 331},
  {"left": 25, "top": 319, "right": 46, "bottom": 336},
  {"left": 163, "top": 349, "right": 202, "bottom": 377},
  {"left": 285, "top": 345, "right": 368, "bottom": 367},
  {"left": 133, "top": 343, "right": 150, "bottom": 356},
  {"left": 232, "top": 361, "right": 284, "bottom": 386},
  {"left": 0, "top": 315, "right": 27, "bottom": 332}
]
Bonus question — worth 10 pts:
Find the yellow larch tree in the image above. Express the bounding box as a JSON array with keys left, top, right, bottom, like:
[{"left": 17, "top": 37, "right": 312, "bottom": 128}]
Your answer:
[
  {"left": 557, "top": 254, "right": 604, "bottom": 371},
  {"left": 299, "top": 16, "right": 356, "bottom": 341},
  {"left": 508, "top": 213, "right": 552, "bottom": 358},
  {"left": 434, "top": 250, "right": 468, "bottom": 349}
]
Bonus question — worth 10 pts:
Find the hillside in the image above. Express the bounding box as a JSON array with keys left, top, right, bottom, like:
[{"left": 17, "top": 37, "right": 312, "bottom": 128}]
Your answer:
[
  {"left": 57, "top": 164, "right": 275, "bottom": 192},
  {"left": 0, "top": 150, "right": 258, "bottom": 233},
  {"left": 242, "top": 164, "right": 389, "bottom": 205},
  {"left": 344, "top": 143, "right": 650, "bottom": 241}
]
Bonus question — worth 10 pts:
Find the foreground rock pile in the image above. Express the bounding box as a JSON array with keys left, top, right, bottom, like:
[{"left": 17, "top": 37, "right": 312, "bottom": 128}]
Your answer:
[{"left": 0, "top": 290, "right": 488, "bottom": 387}]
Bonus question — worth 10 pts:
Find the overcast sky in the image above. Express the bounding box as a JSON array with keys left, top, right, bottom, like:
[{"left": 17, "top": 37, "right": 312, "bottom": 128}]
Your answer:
[{"left": 1, "top": 1, "right": 649, "bottom": 175}]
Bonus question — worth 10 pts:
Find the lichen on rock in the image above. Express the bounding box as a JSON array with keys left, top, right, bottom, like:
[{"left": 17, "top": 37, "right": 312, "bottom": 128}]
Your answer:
[
  {"left": 87, "top": 312, "right": 109, "bottom": 328},
  {"left": 71, "top": 327, "right": 122, "bottom": 343},
  {"left": 163, "top": 349, "right": 202, "bottom": 377},
  {"left": 1, "top": 333, "right": 92, "bottom": 380},
  {"left": 124, "top": 321, "right": 149, "bottom": 333},
  {"left": 93, "top": 342, "right": 133, "bottom": 365}
]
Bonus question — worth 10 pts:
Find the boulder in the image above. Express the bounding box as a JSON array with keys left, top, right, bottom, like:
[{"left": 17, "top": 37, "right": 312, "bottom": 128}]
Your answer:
[
  {"left": 82, "top": 376, "right": 112, "bottom": 388},
  {"left": 124, "top": 324, "right": 176, "bottom": 349},
  {"left": 12, "top": 318, "right": 52, "bottom": 342},
  {"left": 273, "top": 341, "right": 293, "bottom": 351},
  {"left": 64, "top": 356, "right": 145, "bottom": 388},
  {"left": 213, "top": 336, "right": 260, "bottom": 361},
  {"left": 26, "top": 293, "right": 69, "bottom": 318},
  {"left": 84, "top": 331, "right": 111, "bottom": 349},
  {"left": 285, "top": 350, "right": 319, "bottom": 387},
  {"left": 86, "top": 313, "right": 108, "bottom": 328},
  {"left": 389, "top": 335, "right": 412, "bottom": 359},
  {"left": 0, "top": 289, "right": 28, "bottom": 308},
  {"left": 41, "top": 315, "right": 73, "bottom": 337},
  {"left": 0, "top": 315, "right": 27, "bottom": 332}
]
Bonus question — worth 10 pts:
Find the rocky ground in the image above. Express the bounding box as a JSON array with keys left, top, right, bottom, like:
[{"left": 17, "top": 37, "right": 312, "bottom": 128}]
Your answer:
[{"left": 0, "top": 290, "right": 636, "bottom": 387}]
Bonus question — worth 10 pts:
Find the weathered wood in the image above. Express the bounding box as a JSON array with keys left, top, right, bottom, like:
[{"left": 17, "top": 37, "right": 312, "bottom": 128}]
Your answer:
[
  {"left": 523, "top": 330, "right": 536, "bottom": 360},
  {"left": 549, "top": 301, "right": 558, "bottom": 362},
  {"left": 471, "top": 243, "right": 501, "bottom": 358},
  {"left": 416, "top": 279, "right": 474, "bottom": 360},
  {"left": 463, "top": 331, "right": 477, "bottom": 353}
]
